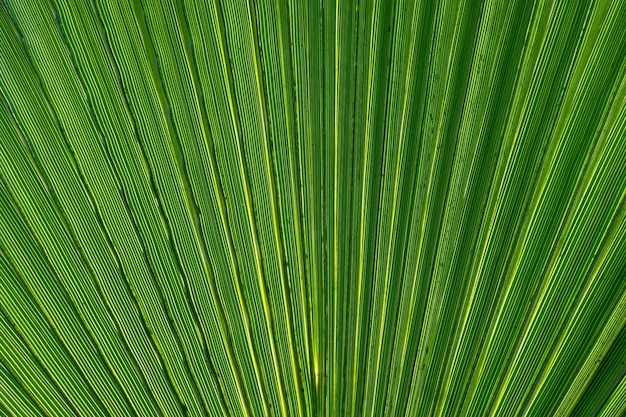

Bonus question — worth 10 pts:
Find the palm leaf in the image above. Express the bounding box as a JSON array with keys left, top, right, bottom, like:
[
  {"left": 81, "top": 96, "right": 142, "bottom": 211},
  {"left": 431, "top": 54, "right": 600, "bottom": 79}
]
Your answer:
[{"left": 0, "top": 0, "right": 625, "bottom": 416}]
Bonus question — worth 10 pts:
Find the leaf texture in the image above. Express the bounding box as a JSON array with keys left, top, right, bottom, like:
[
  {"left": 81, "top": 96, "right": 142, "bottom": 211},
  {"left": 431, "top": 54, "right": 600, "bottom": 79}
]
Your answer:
[{"left": 0, "top": 0, "right": 625, "bottom": 416}]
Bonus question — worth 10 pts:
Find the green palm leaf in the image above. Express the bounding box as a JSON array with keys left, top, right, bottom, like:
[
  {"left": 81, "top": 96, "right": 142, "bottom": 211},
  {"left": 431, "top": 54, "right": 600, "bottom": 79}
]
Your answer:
[{"left": 0, "top": 0, "right": 625, "bottom": 416}]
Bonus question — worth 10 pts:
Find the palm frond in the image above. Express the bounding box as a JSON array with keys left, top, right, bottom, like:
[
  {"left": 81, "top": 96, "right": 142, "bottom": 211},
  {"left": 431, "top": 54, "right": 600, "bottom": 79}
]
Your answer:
[{"left": 0, "top": 0, "right": 625, "bottom": 416}]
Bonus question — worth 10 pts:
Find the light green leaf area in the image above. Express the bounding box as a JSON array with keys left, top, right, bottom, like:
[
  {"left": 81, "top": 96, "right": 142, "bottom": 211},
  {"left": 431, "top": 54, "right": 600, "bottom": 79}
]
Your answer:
[{"left": 0, "top": 0, "right": 625, "bottom": 416}]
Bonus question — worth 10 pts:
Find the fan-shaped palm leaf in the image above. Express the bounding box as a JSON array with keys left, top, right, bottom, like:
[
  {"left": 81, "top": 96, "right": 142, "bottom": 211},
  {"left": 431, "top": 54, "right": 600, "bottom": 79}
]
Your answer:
[{"left": 0, "top": 0, "right": 625, "bottom": 416}]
